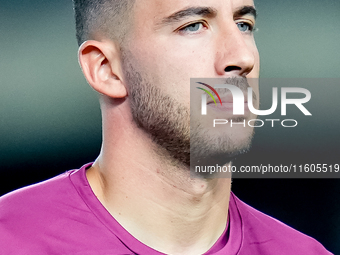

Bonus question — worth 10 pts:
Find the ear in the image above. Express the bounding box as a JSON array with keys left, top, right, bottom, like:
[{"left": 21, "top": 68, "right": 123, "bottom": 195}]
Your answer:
[{"left": 78, "top": 40, "right": 127, "bottom": 98}]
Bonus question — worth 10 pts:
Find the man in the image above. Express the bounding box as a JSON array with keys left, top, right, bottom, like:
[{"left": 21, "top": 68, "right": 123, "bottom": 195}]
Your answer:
[{"left": 0, "top": 0, "right": 332, "bottom": 254}]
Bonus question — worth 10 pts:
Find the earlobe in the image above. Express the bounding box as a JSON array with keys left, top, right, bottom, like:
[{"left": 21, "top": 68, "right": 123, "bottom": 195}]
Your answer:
[{"left": 78, "top": 40, "right": 127, "bottom": 98}]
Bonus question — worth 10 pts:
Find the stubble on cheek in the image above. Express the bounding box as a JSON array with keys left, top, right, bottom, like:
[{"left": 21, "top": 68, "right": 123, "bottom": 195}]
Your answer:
[{"left": 122, "top": 49, "right": 191, "bottom": 167}]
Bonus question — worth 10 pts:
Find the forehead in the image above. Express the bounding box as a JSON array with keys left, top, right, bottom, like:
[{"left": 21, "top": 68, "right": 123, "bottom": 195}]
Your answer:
[{"left": 133, "top": 0, "right": 255, "bottom": 20}]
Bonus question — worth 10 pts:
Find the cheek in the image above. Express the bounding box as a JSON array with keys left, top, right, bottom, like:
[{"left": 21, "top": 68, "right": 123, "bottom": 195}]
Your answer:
[
  {"left": 163, "top": 50, "right": 214, "bottom": 107},
  {"left": 143, "top": 46, "right": 213, "bottom": 107},
  {"left": 156, "top": 33, "right": 215, "bottom": 75}
]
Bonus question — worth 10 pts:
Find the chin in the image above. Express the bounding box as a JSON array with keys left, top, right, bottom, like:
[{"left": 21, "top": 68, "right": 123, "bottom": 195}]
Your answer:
[{"left": 190, "top": 124, "right": 254, "bottom": 167}]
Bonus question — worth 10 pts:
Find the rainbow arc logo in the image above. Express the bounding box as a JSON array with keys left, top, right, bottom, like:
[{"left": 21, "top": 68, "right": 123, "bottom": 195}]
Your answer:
[{"left": 196, "top": 82, "right": 223, "bottom": 106}]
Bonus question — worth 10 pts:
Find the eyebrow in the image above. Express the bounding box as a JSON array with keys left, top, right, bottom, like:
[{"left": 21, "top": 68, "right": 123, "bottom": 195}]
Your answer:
[
  {"left": 233, "top": 6, "right": 257, "bottom": 20},
  {"left": 156, "top": 5, "right": 257, "bottom": 28},
  {"left": 157, "top": 7, "right": 218, "bottom": 27}
]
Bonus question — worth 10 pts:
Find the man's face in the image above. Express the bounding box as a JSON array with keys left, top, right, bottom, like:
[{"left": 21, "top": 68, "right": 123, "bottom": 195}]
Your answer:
[{"left": 121, "top": 0, "right": 260, "bottom": 167}]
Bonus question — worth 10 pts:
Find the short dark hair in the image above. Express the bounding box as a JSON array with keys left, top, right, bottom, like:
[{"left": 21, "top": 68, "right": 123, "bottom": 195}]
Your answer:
[{"left": 73, "top": 0, "right": 135, "bottom": 46}]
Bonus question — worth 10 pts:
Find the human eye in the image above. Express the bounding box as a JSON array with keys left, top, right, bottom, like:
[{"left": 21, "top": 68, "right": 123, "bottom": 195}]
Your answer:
[
  {"left": 178, "top": 21, "right": 207, "bottom": 34},
  {"left": 236, "top": 21, "right": 255, "bottom": 33}
]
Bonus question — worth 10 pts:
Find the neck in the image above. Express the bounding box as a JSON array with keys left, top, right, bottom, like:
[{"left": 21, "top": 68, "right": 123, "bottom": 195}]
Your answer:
[{"left": 86, "top": 101, "right": 231, "bottom": 255}]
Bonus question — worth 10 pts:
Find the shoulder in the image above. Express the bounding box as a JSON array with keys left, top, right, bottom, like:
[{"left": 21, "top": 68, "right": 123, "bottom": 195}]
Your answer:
[
  {"left": 230, "top": 193, "right": 333, "bottom": 255},
  {"left": 0, "top": 166, "right": 132, "bottom": 254},
  {"left": 0, "top": 170, "right": 75, "bottom": 213},
  {"left": 0, "top": 170, "right": 79, "bottom": 236},
  {"left": 0, "top": 170, "right": 78, "bottom": 212},
  {"left": 0, "top": 171, "right": 74, "bottom": 252}
]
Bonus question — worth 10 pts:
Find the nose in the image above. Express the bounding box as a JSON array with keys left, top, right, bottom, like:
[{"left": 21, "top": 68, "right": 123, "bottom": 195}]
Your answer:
[{"left": 215, "top": 23, "right": 256, "bottom": 77}]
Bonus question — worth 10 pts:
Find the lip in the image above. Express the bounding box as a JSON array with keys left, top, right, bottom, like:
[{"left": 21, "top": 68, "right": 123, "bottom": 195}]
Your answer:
[
  {"left": 207, "top": 94, "right": 249, "bottom": 113},
  {"left": 208, "top": 102, "right": 249, "bottom": 112},
  {"left": 206, "top": 93, "right": 248, "bottom": 104}
]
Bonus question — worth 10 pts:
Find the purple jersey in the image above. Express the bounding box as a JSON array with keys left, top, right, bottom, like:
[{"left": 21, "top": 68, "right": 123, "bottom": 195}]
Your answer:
[{"left": 0, "top": 163, "right": 332, "bottom": 254}]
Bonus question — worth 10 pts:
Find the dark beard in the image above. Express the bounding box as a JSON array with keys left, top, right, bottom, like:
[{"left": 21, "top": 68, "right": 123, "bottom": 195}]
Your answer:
[
  {"left": 122, "top": 50, "right": 255, "bottom": 171},
  {"left": 123, "top": 57, "right": 191, "bottom": 167}
]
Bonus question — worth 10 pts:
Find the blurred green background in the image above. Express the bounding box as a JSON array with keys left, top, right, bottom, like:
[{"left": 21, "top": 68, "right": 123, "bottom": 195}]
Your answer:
[{"left": 0, "top": 0, "right": 339, "bottom": 253}]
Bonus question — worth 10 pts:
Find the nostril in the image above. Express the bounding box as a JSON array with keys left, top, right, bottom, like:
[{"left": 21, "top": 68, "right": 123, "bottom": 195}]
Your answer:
[{"left": 225, "top": 66, "right": 242, "bottom": 72}]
